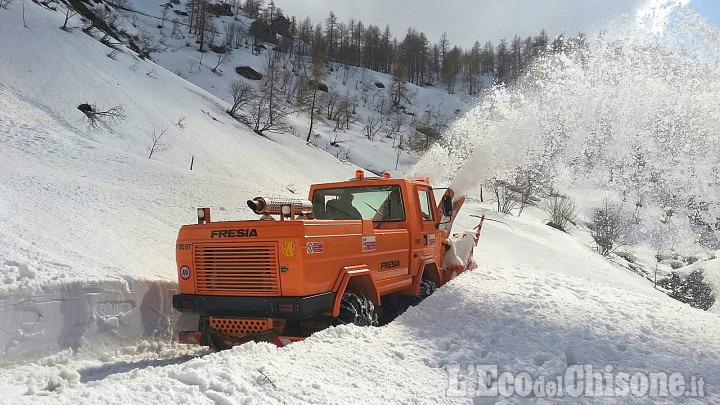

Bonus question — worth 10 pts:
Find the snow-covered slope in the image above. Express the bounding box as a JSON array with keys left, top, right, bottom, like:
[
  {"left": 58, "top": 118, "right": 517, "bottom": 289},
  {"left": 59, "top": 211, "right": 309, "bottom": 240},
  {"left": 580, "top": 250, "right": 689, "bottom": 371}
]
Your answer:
[
  {"left": 0, "top": 2, "right": 357, "bottom": 360},
  {"left": 1, "top": 2, "right": 719, "bottom": 404},
  {"left": 1, "top": 203, "right": 718, "bottom": 403},
  {"left": 120, "top": 0, "right": 470, "bottom": 174}
]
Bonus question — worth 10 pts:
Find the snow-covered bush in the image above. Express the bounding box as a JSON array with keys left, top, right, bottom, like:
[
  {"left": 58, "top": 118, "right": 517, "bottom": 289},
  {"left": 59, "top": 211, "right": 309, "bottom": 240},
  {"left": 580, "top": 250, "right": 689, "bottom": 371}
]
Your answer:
[
  {"left": 541, "top": 193, "right": 577, "bottom": 232},
  {"left": 590, "top": 202, "right": 626, "bottom": 256},
  {"left": 659, "top": 270, "right": 716, "bottom": 311}
]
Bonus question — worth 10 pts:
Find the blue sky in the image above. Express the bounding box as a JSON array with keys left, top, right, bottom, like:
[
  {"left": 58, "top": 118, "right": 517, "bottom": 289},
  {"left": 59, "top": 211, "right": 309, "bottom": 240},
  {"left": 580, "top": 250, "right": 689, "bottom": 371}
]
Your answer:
[
  {"left": 272, "top": 0, "right": 720, "bottom": 48},
  {"left": 692, "top": 0, "right": 720, "bottom": 28}
]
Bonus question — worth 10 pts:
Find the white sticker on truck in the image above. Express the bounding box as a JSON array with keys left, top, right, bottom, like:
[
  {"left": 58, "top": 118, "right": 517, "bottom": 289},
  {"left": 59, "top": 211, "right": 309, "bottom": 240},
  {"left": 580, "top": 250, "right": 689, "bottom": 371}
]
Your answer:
[
  {"left": 362, "top": 236, "right": 376, "bottom": 252},
  {"left": 306, "top": 241, "right": 324, "bottom": 254}
]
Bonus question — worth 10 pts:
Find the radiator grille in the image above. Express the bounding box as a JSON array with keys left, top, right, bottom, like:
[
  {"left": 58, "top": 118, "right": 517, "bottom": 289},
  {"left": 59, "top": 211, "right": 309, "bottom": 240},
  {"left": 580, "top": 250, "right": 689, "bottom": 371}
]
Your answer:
[{"left": 194, "top": 243, "right": 280, "bottom": 295}]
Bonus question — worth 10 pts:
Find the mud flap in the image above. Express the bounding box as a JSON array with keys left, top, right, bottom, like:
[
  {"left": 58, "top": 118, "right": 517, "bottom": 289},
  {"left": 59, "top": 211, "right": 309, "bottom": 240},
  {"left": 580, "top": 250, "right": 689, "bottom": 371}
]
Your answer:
[{"left": 175, "top": 313, "right": 200, "bottom": 334}]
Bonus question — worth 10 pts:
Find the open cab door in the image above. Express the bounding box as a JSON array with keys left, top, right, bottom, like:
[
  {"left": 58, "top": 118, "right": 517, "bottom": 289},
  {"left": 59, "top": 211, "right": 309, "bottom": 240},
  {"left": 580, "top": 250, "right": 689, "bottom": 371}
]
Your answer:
[{"left": 437, "top": 188, "right": 465, "bottom": 234}]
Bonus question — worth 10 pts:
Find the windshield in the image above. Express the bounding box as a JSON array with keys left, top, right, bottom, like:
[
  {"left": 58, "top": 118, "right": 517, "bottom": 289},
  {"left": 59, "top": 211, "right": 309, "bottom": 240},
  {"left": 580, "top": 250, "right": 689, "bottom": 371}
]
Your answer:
[{"left": 312, "top": 185, "right": 405, "bottom": 221}]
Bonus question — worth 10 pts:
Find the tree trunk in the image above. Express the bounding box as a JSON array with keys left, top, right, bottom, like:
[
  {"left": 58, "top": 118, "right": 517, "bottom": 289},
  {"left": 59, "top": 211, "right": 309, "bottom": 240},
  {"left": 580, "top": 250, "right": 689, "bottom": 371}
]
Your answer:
[{"left": 306, "top": 89, "right": 317, "bottom": 142}]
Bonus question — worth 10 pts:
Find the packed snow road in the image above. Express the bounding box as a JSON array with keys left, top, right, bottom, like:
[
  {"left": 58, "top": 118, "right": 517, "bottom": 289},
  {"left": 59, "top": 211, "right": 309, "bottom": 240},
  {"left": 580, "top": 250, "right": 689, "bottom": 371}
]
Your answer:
[{"left": 0, "top": 205, "right": 718, "bottom": 404}]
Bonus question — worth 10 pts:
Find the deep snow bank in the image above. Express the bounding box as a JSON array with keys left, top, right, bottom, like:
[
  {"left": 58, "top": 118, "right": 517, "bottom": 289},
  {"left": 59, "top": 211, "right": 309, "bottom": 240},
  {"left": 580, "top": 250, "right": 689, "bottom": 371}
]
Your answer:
[
  {"left": 0, "top": 2, "right": 355, "bottom": 361},
  {"left": 2, "top": 203, "right": 718, "bottom": 404},
  {"left": 0, "top": 278, "right": 176, "bottom": 361}
]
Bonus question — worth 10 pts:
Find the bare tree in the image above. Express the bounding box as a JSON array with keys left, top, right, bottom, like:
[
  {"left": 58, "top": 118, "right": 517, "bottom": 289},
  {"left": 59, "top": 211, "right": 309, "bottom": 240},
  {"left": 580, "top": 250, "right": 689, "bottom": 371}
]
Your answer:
[
  {"left": 78, "top": 104, "right": 126, "bottom": 127},
  {"left": 249, "top": 53, "right": 288, "bottom": 135},
  {"left": 390, "top": 58, "right": 408, "bottom": 106},
  {"left": 223, "top": 22, "right": 237, "bottom": 49},
  {"left": 297, "top": 78, "right": 324, "bottom": 142},
  {"left": 340, "top": 94, "right": 357, "bottom": 130},
  {"left": 388, "top": 110, "right": 405, "bottom": 134},
  {"left": 158, "top": 4, "right": 170, "bottom": 28},
  {"left": 98, "top": 6, "right": 120, "bottom": 31},
  {"left": 514, "top": 168, "right": 544, "bottom": 216},
  {"left": 61, "top": 5, "right": 78, "bottom": 31},
  {"left": 394, "top": 130, "right": 408, "bottom": 169},
  {"left": 242, "top": 0, "right": 263, "bottom": 18},
  {"left": 187, "top": 0, "right": 211, "bottom": 52},
  {"left": 250, "top": 91, "right": 287, "bottom": 135},
  {"left": 227, "top": 81, "right": 254, "bottom": 121},
  {"left": 233, "top": 24, "right": 248, "bottom": 49},
  {"left": 323, "top": 91, "right": 342, "bottom": 121},
  {"left": 128, "top": 12, "right": 140, "bottom": 28},
  {"left": 363, "top": 115, "right": 383, "bottom": 140},
  {"left": 357, "top": 70, "right": 375, "bottom": 107},
  {"left": 489, "top": 178, "right": 519, "bottom": 214},
  {"left": 135, "top": 28, "right": 162, "bottom": 59},
  {"left": 297, "top": 46, "right": 326, "bottom": 142},
  {"left": 171, "top": 19, "right": 182, "bottom": 39},
  {"left": 279, "top": 67, "right": 294, "bottom": 91},
  {"left": 210, "top": 49, "right": 231, "bottom": 75},
  {"left": 147, "top": 126, "right": 171, "bottom": 159},
  {"left": 340, "top": 65, "right": 356, "bottom": 85}
]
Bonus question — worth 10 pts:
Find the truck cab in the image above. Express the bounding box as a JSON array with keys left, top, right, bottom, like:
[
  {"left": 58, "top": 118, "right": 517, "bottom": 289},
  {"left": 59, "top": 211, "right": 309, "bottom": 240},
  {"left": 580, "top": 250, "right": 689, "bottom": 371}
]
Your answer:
[{"left": 172, "top": 171, "right": 475, "bottom": 349}]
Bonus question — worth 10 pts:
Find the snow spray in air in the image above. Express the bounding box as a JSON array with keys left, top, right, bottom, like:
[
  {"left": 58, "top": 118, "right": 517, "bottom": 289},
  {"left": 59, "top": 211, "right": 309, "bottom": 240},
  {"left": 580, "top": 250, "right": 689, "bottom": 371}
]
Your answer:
[{"left": 412, "top": 0, "right": 720, "bottom": 248}]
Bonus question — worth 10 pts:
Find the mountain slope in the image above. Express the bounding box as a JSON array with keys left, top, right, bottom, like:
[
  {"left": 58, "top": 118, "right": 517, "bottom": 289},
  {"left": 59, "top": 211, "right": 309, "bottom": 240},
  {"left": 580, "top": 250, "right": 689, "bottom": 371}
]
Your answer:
[
  {"left": 0, "top": 3, "right": 719, "bottom": 404},
  {"left": 1, "top": 202, "right": 719, "bottom": 404},
  {"left": 0, "top": 2, "right": 356, "bottom": 360}
]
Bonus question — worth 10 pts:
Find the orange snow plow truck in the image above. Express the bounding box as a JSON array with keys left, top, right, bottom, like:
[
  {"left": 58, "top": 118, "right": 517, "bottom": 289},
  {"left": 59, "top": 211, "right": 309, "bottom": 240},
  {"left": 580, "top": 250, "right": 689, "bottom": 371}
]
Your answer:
[{"left": 173, "top": 171, "right": 483, "bottom": 349}]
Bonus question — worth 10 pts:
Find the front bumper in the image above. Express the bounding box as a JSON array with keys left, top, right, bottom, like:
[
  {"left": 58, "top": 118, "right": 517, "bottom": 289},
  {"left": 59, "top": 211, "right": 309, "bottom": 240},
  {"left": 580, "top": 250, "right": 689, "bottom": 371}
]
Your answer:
[{"left": 172, "top": 292, "right": 335, "bottom": 320}]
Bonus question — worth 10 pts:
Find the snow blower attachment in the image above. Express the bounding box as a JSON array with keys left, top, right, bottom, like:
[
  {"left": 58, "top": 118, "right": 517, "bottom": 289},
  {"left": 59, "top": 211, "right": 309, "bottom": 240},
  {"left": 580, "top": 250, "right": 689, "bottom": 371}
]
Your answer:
[{"left": 173, "top": 174, "right": 485, "bottom": 350}]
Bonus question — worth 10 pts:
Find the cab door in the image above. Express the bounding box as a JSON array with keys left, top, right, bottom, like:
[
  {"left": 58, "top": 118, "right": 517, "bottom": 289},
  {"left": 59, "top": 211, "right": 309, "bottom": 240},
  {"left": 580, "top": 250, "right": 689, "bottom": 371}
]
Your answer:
[{"left": 416, "top": 187, "right": 441, "bottom": 258}]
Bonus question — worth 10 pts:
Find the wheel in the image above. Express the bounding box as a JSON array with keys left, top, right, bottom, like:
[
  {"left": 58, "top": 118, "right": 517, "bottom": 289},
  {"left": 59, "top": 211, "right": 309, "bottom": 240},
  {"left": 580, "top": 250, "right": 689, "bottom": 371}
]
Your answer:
[
  {"left": 336, "top": 292, "right": 378, "bottom": 326},
  {"left": 411, "top": 279, "right": 437, "bottom": 306},
  {"left": 377, "top": 296, "right": 408, "bottom": 326}
]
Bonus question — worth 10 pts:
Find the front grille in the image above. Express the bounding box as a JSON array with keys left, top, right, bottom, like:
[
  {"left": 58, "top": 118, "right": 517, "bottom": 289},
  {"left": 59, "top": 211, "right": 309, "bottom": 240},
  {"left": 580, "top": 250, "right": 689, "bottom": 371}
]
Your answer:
[{"left": 194, "top": 243, "right": 280, "bottom": 295}]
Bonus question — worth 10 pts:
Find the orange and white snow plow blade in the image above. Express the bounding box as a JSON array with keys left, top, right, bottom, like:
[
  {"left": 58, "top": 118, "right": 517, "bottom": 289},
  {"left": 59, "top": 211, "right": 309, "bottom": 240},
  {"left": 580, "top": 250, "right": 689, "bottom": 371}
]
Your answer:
[{"left": 442, "top": 215, "right": 485, "bottom": 279}]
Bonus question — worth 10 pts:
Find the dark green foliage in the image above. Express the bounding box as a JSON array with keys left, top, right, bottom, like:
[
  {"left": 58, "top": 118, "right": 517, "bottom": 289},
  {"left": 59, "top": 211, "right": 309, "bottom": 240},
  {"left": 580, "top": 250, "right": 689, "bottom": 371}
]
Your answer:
[{"left": 659, "top": 270, "right": 716, "bottom": 311}]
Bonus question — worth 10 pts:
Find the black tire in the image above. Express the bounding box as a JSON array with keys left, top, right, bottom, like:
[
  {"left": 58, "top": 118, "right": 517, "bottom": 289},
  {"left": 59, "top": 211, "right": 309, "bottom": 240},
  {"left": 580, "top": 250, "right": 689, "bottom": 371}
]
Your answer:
[
  {"left": 411, "top": 279, "right": 437, "bottom": 306},
  {"left": 378, "top": 296, "right": 408, "bottom": 325},
  {"left": 336, "top": 292, "right": 378, "bottom": 326}
]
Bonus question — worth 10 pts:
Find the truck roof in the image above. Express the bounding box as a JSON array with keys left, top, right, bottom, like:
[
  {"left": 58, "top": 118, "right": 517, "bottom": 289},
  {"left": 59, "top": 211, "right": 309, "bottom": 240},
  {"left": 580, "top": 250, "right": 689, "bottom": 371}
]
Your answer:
[{"left": 311, "top": 176, "right": 431, "bottom": 189}]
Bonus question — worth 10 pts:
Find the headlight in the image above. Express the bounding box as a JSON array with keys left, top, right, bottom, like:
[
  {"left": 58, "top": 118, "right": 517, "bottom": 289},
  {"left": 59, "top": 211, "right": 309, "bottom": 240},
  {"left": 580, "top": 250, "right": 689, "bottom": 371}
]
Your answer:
[{"left": 281, "top": 205, "right": 291, "bottom": 216}]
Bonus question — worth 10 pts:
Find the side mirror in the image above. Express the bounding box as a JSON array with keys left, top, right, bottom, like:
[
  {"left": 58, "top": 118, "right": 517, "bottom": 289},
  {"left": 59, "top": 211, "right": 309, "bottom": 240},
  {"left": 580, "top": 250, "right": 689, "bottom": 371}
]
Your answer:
[{"left": 441, "top": 195, "right": 453, "bottom": 217}]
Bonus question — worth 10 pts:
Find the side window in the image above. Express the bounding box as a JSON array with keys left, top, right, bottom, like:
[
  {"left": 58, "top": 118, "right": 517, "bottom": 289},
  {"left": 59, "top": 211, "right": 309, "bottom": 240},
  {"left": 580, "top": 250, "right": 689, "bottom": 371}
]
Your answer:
[{"left": 418, "top": 189, "right": 434, "bottom": 221}]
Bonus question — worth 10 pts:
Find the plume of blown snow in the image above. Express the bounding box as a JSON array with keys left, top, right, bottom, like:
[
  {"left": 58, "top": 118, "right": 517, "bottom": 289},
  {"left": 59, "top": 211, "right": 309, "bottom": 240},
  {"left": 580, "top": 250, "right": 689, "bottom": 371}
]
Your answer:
[{"left": 413, "top": 1, "right": 720, "bottom": 249}]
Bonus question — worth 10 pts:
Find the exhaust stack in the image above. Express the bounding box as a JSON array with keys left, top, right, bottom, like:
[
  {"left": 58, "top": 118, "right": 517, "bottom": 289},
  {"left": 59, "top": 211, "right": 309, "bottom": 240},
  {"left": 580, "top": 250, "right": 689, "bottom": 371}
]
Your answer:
[{"left": 247, "top": 197, "right": 314, "bottom": 218}]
